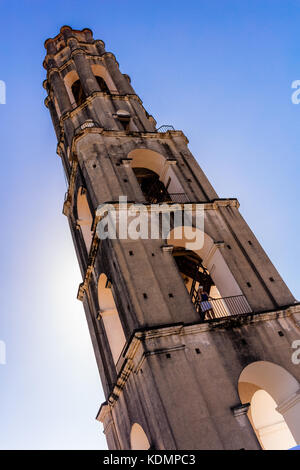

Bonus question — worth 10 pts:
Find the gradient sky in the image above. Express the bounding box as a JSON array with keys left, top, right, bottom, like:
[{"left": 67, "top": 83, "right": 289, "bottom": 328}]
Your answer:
[{"left": 0, "top": 0, "right": 299, "bottom": 450}]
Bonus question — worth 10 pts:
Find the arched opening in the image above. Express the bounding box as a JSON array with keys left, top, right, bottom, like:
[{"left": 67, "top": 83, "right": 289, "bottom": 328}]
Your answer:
[
  {"left": 91, "top": 63, "right": 117, "bottom": 94},
  {"left": 130, "top": 423, "right": 150, "bottom": 450},
  {"left": 172, "top": 246, "right": 221, "bottom": 321},
  {"left": 251, "top": 390, "right": 296, "bottom": 450},
  {"left": 133, "top": 168, "right": 171, "bottom": 203},
  {"left": 95, "top": 76, "right": 110, "bottom": 94},
  {"left": 98, "top": 274, "right": 126, "bottom": 364},
  {"left": 77, "top": 187, "right": 93, "bottom": 253},
  {"left": 168, "top": 226, "right": 251, "bottom": 319},
  {"left": 128, "top": 149, "right": 188, "bottom": 203},
  {"left": 64, "top": 70, "right": 83, "bottom": 108},
  {"left": 71, "top": 79, "right": 85, "bottom": 106},
  {"left": 239, "top": 361, "right": 300, "bottom": 449}
]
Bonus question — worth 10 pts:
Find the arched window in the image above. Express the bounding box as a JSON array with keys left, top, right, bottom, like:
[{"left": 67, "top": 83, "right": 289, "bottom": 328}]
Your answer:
[
  {"left": 71, "top": 79, "right": 85, "bottom": 106},
  {"left": 98, "top": 274, "right": 126, "bottom": 364},
  {"left": 172, "top": 246, "right": 222, "bottom": 321},
  {"left": 77, "top": 187, "right": 93, "bottom": 253},
  {"left": 239, "top": 361, "right": 300, "bottom": 449},
  {"left": 64, "top": 70, "right": 81, "bottom": 108},
  {"left": 133, "top": 168, "right": 170, "bottom": 203},
  {"left": 128, "top": 149, "right": 187, "bottom": 203},
  {"left": 130, "top": 423, "right": 150, "bottom": 450},
  {"left": 90, "top": 63, "right": 118, "bottom": 94},
  {"left": 95, "top": 76, "right": 110, "bottom": 94},
  {"left": 168, "top": 227, "right": 251, "bottom": 319}
]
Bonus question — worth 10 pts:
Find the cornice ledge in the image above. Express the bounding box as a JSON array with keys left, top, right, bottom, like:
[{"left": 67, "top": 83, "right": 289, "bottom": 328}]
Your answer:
[
  {"left": 92, "top": 199, "right": 238, "bottom": 215},
  {"left": 47, "top": 67, "right": 60, "bottom": 77},
  {"left": 49, "top": 53, "right": 105, "bottom": 74},
  {"left": 70, "top": 48, "right": 85, "bottom": 58},
  {"left": 133, "top": 324, "right": 184, "bottom": 343},
  {"left": 99, "top": 129, "right": 188, "bottom": 142},
  {"left": 96, "top": 401, "right": 110, "bottom": 423},
  {"left": 211, "top": 198, "right": 240, "bottom": 210},
  {"left": 69, "top": 126, "right": 104, "bottom": 157},
  {"left": 58, "top": 93, "right": 143, "bottom": 123},
  {"left": 187, "top": 303, "right": 300, "bottom": 331}
]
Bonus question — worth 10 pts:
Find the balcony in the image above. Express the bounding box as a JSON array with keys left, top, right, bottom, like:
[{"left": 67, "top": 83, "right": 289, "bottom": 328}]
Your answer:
[{"left": 193, "top": 295, "right": 252, "bottom": 321}]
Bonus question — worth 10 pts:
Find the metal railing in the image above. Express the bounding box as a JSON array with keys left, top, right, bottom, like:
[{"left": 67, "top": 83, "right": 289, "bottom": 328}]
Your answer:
[
  {"left": 145, "top": 190, "right": 189, "bottom": 204},
  {"left": 157, "top": 125, "right": 175, "bottom": 133},
  {"left": 194, "top": 295, "right": 252, "bottom": 321},
  {"left": 167, "top": 193, "right": 190, "bottom": 203}
]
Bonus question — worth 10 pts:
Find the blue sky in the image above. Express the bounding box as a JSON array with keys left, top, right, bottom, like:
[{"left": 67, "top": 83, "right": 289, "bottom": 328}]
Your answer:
[{"left": 0, "top": 0, "right": 299, "bottom": 449}]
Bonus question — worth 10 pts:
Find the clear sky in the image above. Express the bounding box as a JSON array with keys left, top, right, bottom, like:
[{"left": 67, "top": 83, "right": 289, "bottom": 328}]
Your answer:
[{"left": 0, "top": 0, "right": 299, "bottom": 450}]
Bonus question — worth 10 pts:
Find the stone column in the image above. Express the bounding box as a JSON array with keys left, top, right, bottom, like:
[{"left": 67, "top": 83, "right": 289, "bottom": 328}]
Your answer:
[
  {"left": 49, "top": 69, "right": 72, "bottom": 115},
  {"left": 103, "top": 53, "right": 135, "bottom": 95},
  {"left": 45, "top": 97, "right": 61, "bottom": 138},
  {"left": 82, "top": 28, "right": 94, "bottom": 43},
  {"left": 121, "top": 158, "right": 146, "bottom": 202},
  {"left": 95, "top": 39, "right": 106, "bottom": 55},
  {"left": 68, "top": 37, "right": 100, "bottom": 96}
]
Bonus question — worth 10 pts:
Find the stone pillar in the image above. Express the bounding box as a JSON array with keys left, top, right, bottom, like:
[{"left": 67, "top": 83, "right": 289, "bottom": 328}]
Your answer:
[
  {"left": 45, "top": 97, "right": 61, "bottom": 138},
  {"left": 44, "top": 38, "right": 57, "bottom": 56},
  {"left": 82, "top": 28, "right": 94, "bottom": 43},
  {"left": 95, "top": 39, "right": 106, "bottom": 55},
  {"left": 49, "top": 69, "right": 72, "bottom": 115},
  {"left": 68, "top": 37, "right": 100, "bottom": 96},
  {"left": 103, "top": 53, "right": 135, "bottom": 95},
  {"left": 121, "top": 158, "right": 146, "bottom": 202}
]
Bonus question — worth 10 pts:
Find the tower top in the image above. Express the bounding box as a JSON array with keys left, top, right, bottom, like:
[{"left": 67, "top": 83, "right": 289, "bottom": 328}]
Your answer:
[
  {"left": 44, "top": 25, "right": 95, "bottom": 48},
  {"left": 43, "top": 26, "right": 105, "bottom": 70}
]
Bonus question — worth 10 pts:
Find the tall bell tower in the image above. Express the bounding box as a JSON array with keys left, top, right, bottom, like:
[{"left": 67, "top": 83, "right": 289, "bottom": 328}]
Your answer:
[{"left": 43, "top": 26, "right": 300, "bottom": 450}]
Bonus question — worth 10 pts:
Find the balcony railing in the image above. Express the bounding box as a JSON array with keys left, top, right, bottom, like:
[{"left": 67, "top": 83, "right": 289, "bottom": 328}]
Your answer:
[
  {"left": 194, "top": 295, "right": 252, "bottom": 321},
  {"left": 167, "top": 193, "right": 190, "bottom": 203},
  {"left": 145, "top": 190, "right": 189, "bottom": 204},
  {"left": 157, "top": 125, "right": 175, "bottom": 133}
]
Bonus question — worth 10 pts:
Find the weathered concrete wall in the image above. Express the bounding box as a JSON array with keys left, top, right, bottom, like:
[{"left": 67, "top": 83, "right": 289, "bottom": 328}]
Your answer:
[{"left": 101, "top": 309, "right": 300, "bottom": 449}]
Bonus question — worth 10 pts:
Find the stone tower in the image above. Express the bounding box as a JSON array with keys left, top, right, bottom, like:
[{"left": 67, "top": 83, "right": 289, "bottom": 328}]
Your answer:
[{"left": 43, "top": 26, "right": 300, "bottom": 450}]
